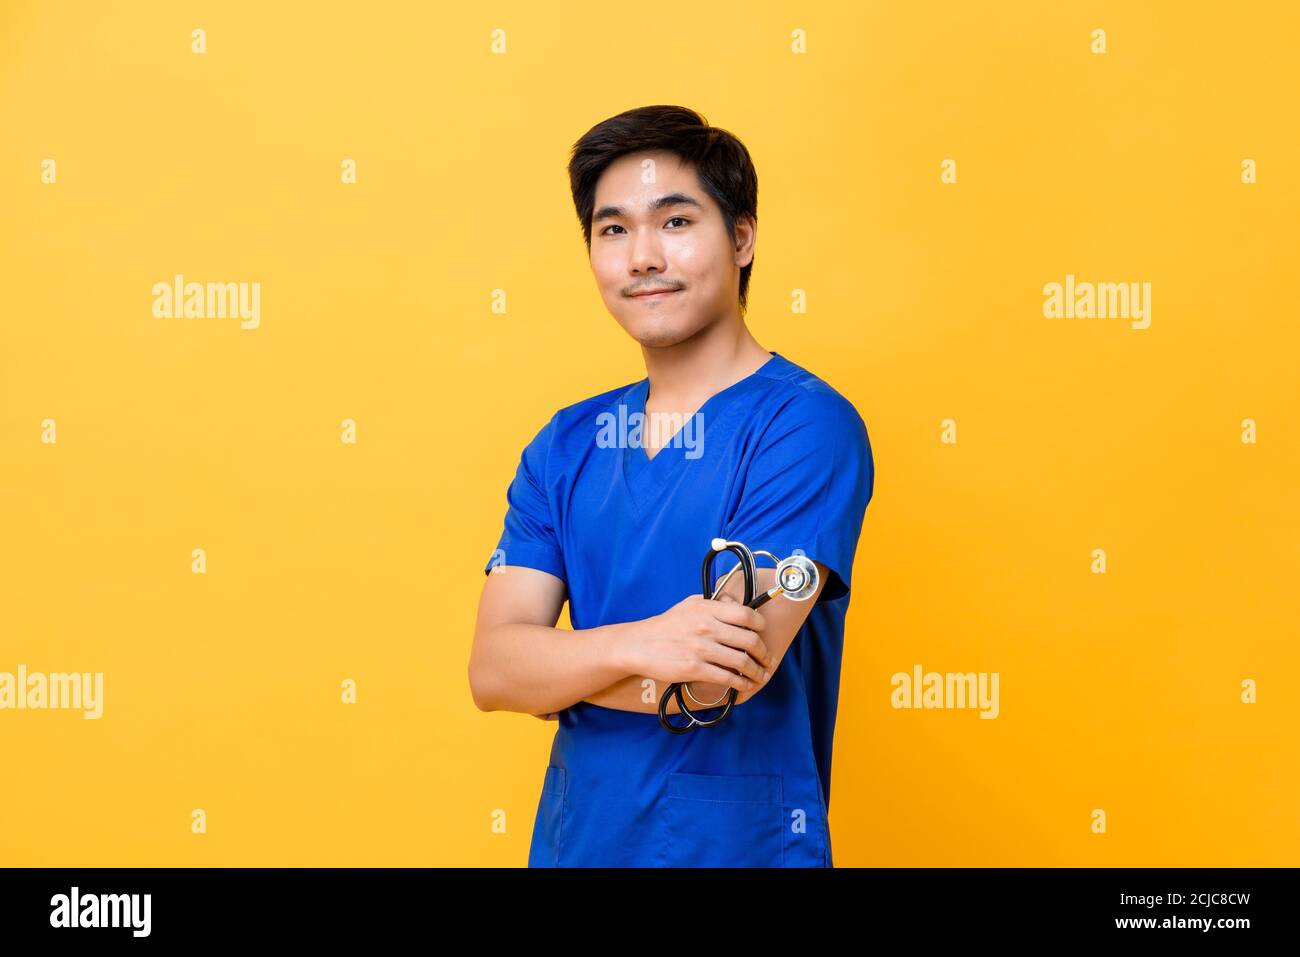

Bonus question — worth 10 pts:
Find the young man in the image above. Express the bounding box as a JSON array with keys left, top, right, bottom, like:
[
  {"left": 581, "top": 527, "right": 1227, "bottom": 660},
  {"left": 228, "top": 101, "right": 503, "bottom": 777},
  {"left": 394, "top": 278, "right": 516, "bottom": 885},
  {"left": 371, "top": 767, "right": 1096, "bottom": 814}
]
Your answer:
[{"left": 469, "top": 105, "right": 874, "bottom": 867}]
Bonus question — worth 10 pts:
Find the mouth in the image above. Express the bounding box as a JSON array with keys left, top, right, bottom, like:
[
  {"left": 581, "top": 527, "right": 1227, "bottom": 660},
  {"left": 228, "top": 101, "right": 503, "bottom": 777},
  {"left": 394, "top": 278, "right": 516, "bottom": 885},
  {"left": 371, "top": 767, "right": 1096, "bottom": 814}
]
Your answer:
[{"left": 630, "top": 288, "right": 681, "bottom": 301}]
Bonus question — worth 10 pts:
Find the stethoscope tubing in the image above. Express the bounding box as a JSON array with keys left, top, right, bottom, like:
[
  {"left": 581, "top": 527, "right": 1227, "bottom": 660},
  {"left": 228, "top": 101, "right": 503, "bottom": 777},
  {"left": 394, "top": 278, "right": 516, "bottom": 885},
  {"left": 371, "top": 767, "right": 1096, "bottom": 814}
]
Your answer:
[{"left": 659, "top": 541, "right": 762, "bottom": 734}]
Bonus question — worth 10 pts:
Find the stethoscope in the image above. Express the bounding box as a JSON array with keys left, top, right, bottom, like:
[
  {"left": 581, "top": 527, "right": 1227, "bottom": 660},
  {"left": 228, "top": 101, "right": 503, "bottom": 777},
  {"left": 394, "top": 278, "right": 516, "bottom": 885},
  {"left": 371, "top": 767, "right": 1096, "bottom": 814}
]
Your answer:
[{"left": 658, "top": 539, "right": 819, "bottom": 734}]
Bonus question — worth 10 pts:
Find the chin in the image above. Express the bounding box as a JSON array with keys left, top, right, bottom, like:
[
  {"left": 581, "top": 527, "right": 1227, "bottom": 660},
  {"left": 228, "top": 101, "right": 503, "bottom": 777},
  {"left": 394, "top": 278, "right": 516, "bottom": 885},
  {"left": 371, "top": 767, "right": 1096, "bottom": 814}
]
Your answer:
[
  {"left": 616, "top": 310, "right": 711, "bottom": 349},
  {"left": 624, "top": 320, "right": 700, "bottom": 349},
  {"left": 634, "top": 331, "right": 690, "bottom": 349}
]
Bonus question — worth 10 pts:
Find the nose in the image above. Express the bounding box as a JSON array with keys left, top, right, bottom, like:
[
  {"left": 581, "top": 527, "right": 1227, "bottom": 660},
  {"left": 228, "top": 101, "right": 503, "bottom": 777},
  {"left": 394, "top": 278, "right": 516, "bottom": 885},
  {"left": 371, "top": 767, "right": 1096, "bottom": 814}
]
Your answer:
[{"left": 627, "top": 225, "right": 666, "bottom": 277}]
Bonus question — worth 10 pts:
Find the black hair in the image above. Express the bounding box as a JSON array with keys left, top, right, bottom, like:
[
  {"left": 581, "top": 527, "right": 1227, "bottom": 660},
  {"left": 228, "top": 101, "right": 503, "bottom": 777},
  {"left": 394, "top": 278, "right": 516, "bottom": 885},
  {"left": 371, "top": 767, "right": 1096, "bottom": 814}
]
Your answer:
[{"left": 568, "top": 105, "right": 759, "bottom": 315}]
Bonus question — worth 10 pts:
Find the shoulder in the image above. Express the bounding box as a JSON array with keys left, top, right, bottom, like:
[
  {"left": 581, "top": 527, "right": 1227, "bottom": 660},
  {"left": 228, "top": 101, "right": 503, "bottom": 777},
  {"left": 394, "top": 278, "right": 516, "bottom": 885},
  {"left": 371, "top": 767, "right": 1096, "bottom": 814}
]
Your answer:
[
  {"left": 553, "top": 379, "right": 640, "bottom": 423},
  {"left": 520, "top": 378, "right": 642, "bottom": 456},
  {"left": 753, "top": 354, "right": 870, "bottom": 451}
]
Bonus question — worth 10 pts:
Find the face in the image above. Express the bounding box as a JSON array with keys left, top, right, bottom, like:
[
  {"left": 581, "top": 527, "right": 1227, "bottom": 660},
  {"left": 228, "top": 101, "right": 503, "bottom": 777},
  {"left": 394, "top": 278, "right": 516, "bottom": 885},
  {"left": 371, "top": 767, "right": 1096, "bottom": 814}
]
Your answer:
[{"left": 588, "top": 151, "right": 754, "bottom": 349}]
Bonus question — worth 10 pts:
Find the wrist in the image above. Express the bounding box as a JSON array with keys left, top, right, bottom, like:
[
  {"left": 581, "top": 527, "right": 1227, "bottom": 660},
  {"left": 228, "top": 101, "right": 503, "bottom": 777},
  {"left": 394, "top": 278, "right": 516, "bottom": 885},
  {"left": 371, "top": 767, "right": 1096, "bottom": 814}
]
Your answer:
[{"left": 606, "top": 615, "right": 651, "bottom": 676}]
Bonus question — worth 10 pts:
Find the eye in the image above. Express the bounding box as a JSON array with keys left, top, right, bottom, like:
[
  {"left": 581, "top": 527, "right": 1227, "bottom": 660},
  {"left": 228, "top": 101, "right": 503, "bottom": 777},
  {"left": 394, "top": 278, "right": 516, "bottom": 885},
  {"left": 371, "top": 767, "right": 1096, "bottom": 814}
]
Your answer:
[{"left": 599, "top": 217, "right": 689, "bottom": 236}]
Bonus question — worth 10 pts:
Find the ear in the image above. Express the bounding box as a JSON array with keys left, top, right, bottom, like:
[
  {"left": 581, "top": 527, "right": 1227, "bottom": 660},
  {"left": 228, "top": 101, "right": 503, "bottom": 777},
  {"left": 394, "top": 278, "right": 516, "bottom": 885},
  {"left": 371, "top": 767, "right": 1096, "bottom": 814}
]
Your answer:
[{"left": 733, "top": 215, "right": 756, "bottom": 269}]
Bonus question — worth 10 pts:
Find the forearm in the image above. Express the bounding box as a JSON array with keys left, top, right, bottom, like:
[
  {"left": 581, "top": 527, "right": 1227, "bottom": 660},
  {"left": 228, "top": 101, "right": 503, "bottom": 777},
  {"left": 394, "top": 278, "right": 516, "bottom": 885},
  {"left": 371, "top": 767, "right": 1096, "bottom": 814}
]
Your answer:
[
  {"left": 470, "top": 618, "right": 644, "bottom": 715},
  {"left": 584, "top": 675, "right": 745, "bottom": 715},
  {"left": 583, "top": 569, "right": 760, "bottom": 715}
]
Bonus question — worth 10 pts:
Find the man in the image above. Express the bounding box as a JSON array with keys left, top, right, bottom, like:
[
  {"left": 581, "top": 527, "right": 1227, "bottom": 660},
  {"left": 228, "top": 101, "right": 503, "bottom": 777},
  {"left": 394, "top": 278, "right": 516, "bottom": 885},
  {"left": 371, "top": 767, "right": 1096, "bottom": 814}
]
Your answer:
[{"left": 469, "top": 105, "right": 874, "bottom": 867}]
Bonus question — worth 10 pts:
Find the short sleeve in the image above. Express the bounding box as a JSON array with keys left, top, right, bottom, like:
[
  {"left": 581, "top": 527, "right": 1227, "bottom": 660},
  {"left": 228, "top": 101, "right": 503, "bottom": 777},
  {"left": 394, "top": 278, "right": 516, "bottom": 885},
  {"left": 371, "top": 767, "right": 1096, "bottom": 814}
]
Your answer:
[
  {"left": 719, "top": 391, "right": 874, "bottom": 603},
  {"left": 484, "top": 416, "right": 567, "bottom": 585}
]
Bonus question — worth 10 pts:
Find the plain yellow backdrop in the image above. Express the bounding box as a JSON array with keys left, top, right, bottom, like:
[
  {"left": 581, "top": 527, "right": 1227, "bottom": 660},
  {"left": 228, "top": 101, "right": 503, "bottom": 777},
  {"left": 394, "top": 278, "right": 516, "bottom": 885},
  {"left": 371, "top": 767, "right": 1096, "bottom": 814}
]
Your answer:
[{"left": 1, "top": 0, "right": 1296, "bottom": 866}]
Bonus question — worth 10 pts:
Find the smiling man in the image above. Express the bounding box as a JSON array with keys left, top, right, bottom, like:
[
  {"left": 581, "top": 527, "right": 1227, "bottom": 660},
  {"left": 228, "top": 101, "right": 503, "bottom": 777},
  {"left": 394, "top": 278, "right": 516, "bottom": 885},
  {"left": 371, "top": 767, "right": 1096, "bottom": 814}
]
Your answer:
[{"left": 469, "top": 105, "right": 875, "bottom": 867}]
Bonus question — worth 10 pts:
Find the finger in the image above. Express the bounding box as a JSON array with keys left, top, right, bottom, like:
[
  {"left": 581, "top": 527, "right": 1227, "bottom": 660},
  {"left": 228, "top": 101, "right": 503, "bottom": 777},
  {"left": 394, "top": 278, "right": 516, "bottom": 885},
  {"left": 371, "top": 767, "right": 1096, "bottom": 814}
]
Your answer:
[
  {"left": 714, "top": 624, "right": 775, "bottom": 670},
  {"left": 710, "top": 601, "right": 766, "bottom": 633},
  {"left": 697, "top": 664, "right": 756, "bottom": 694},
  {"left": 707, "top": 644, "right": 766, "bottom": 683}
]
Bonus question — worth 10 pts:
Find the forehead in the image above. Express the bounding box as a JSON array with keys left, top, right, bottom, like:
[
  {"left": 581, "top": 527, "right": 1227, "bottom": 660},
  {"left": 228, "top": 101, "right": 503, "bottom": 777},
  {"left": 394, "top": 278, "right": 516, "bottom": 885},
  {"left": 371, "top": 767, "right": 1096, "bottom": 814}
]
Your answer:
[{"left": 592, "top": 151, "right": 708, "bottom": 207}]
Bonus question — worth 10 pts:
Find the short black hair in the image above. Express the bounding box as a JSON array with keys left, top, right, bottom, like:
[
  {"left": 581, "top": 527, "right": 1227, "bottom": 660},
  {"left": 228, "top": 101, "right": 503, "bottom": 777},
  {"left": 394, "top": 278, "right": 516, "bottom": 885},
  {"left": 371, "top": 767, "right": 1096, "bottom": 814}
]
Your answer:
[{"left": 568, "top": 105, "right": 759, "bottom": 315}]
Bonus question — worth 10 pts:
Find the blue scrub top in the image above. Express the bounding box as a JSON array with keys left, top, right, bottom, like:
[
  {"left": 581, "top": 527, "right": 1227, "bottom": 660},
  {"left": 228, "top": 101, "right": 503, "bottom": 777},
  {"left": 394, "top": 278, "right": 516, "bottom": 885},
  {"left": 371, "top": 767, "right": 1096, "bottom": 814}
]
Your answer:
[{"left": 483, "top": 351, "right": 874, "bottom": 867}]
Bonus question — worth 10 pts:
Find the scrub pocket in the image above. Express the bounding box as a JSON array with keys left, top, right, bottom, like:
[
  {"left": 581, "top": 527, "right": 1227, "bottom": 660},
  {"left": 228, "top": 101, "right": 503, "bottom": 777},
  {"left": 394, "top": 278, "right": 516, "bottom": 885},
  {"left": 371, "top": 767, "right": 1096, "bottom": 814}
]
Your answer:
[
  {"left": 662, "top": 772, "right": 784, "bottom": 867},
  {"left": 528, "top": 766, "right": 566, "bottom": 868}
]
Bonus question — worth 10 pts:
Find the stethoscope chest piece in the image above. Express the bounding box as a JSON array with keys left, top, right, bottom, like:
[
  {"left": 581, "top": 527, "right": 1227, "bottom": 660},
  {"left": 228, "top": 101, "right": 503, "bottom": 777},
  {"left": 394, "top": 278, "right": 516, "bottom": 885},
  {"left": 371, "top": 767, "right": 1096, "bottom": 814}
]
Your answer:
[{"left": 775, "top": 555, "right": 818, "bottom": 600}]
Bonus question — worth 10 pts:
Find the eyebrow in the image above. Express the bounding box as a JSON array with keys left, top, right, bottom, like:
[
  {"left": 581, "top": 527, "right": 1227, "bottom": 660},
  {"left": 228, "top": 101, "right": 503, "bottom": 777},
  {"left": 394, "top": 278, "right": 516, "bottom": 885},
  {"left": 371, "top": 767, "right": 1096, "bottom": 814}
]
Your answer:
[{"left": 592, "top": 192, "right": 705, "bottom": 224}]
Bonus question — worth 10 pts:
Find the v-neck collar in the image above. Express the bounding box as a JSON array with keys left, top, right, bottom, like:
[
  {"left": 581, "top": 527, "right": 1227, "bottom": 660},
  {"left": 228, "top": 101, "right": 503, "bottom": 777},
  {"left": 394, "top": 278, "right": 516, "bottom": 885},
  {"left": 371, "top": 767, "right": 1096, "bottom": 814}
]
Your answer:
[{"left": 620, "top": 352, "right": 783, "bottom": 514}]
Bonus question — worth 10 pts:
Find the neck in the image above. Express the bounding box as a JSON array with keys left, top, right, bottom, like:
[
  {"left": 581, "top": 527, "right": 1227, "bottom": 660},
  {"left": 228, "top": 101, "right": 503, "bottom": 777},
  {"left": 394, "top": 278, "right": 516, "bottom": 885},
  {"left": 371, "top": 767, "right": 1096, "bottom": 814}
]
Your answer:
[{"left": 641, "top": 314, "right": 771, "bottom": 410}]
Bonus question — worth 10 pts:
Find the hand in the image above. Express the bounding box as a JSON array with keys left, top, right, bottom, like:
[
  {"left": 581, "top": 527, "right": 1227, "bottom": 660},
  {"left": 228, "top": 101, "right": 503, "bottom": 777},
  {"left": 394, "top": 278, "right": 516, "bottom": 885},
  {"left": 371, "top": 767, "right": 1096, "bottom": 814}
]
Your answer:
[
  {"left": 683, "top": 588, "right": 747, "bottom": 706},
  {"left": 629, "top": 594, "right": 774, "bottom": 696}
]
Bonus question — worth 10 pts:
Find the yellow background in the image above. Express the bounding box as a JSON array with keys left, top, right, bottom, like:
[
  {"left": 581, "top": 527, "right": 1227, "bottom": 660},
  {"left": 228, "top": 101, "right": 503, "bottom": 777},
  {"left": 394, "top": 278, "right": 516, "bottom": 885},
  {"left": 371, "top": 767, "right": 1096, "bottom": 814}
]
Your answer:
[{"left": 2, "top": 0, "right": 1296, "bottom": 866}]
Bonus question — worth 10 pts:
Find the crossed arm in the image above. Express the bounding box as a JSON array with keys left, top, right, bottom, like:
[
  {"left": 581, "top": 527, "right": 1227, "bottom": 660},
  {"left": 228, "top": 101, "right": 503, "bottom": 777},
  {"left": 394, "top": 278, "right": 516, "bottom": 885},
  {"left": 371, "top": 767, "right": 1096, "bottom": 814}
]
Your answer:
[{"left": 468, "top": 559, "right": 827, "bottom": 719}]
